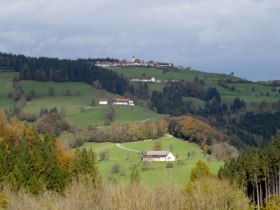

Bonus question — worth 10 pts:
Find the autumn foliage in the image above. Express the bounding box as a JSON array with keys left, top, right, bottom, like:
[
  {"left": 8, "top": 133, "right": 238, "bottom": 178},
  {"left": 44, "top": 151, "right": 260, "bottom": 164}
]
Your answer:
[
  {"left": 84, "top": 120, "right": 168, "bottom": 143},
  {"left": 0, "top": 112, "right": 100, "bottom": 194},
  {"left": 168, "top": 116, "right": 227, "bottom": 153}
]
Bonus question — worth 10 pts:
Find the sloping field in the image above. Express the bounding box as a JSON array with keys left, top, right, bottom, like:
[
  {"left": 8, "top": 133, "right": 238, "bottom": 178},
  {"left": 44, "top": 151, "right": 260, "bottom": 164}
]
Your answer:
[{"left": 81, "top": 136, "right": 223, "bottom": 187}]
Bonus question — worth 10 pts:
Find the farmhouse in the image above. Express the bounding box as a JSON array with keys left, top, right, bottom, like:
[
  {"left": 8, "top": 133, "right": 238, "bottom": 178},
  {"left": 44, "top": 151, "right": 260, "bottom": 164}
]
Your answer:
[
  {"left": 113, "top": 98, "right": 134, "bottom": 106},
  {"left": 98, "top": 99, "right": 108, "bottom": 105},
  {"left": 142, "top": 151, "right": 176, "bottom": 162},
  {"left": 130, "top": 77, "right": 156, "bottom": 83}
]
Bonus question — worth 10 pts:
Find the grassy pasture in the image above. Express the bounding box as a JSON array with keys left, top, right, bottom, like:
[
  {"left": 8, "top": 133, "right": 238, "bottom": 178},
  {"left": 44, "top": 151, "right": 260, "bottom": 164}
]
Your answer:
[
  {"left": 0, "top": 72, "right": 15, "bottom": 96},
  {"left": 111, "top": 67, "right": 238, "bottom": 82},
  {"left": 20, "top": 80, "right": 163, "bottom": 129},
  {"left": 0, "top": 72, "right": 16, "bottom": 110},
  {"left": 80, "top": 136, "right": 223, "bottom": 187},
  {"left": 21, "top": 81, "right": 112, "bottom": 113},
  {"left": 111, "top": 67, "right": 280, "bottom": 105},
  {"left": 183, "top": 96, "right": 205, "bottom": 108},
  {"left": 113, "top": 105, "right": 164, "bottom": 124}
]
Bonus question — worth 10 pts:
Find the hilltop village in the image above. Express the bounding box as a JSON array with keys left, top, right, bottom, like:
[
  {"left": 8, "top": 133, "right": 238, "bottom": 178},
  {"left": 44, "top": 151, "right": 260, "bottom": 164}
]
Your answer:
[{"left": 95, "top": 56, "right": 189, "bottom": 70}]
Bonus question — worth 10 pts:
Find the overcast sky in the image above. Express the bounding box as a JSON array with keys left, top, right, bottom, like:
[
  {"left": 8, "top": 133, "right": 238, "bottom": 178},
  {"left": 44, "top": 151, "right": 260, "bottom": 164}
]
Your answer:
[{"left": 0, "top": 0, "right": 279, "bottom": 81}]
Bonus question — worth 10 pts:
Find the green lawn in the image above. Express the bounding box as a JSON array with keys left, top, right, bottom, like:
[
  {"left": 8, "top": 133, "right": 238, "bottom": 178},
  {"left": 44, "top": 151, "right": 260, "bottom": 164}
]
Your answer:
[{"left": 80, "top": 136, "right": 223, "bottom": 187}]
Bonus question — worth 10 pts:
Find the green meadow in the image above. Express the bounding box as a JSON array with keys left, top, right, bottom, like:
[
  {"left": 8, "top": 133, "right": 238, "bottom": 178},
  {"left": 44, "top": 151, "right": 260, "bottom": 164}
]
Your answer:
[
  {"left": 19, "top": 79, "right": 163, "bottom": 129},
  {"left": 80, "top": 136, "right": 223, "bottom": 187},
  {"left": 0, "top": 72, "right": 16, "bottom": 110},
  {"left": 111, "top": 67, "right": 280, "bottom": 105}
]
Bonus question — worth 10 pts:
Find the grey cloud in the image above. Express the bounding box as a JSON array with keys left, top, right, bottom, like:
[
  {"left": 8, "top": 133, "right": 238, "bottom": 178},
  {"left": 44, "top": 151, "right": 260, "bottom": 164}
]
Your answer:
[{"left": 0, "top": 0, "right": 279, "bottom": 80}]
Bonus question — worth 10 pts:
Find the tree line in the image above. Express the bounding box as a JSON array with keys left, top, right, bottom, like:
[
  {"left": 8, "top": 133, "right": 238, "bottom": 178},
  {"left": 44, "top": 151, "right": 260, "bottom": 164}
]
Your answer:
[
  {"left": 83, "top": 120, "right": 168, "bottom": 144},
  {"left": 0, "top": 52, "right": 129, "bottom": 95}
]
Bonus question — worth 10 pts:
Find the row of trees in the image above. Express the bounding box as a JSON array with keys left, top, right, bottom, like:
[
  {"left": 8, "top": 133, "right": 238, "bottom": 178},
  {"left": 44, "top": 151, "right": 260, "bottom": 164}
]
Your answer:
[
  {"left": 0, "top": 112, "right": 100, "bottom": 194},
  {"left": 84, "top": 120, "right": 168, "bottom": 143},
  {"left": 219, "top": 131, "right": 280, "bottom": 208}
]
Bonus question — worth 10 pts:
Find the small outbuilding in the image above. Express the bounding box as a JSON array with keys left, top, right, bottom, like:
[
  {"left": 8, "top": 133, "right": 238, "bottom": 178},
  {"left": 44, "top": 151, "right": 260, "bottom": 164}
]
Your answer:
[{"left": 98, "top": 99, "right": 108, "bottom": 105}]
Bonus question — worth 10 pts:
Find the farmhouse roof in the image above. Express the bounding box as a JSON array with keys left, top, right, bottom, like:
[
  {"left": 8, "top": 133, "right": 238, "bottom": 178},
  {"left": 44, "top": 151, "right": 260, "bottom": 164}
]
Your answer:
[
  {"left": 143, "top": 151, "right": 170, "bottom": 157},
  {"left": 114, "top": 98, "right": 131, "bottom": 102},
  {"left": 99, "top": 98, "right": 108, "bottom": 101}
]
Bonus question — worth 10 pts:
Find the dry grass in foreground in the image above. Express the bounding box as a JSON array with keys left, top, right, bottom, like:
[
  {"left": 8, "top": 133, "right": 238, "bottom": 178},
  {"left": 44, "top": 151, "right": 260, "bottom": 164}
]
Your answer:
[{"left": 2, "top": 177, "right": 250, "bottom": 210}]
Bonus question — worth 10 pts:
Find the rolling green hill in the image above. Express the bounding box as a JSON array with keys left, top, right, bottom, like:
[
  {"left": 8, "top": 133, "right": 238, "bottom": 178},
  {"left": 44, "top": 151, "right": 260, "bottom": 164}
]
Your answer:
[
  {"left": 80, "top": 135, "right": 223, "bottom": 187},
  {"left": 0, "top": 72, "right": 163, "bottom": 131},
  {"left": 111, "top": 67, "right": 280, "bottom": 105}
]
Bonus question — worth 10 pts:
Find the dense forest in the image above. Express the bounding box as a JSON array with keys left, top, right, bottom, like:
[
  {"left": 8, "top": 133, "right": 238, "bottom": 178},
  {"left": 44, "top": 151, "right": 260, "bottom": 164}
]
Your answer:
[
  {"left": 219, "top": 131, "right": 280, "bottom": 208},
  {"left": 0, "top": 52, "right": 128, "bottom": 95},
  {"left": 0, "top": 112, "right": 100, "bottom": 194}
]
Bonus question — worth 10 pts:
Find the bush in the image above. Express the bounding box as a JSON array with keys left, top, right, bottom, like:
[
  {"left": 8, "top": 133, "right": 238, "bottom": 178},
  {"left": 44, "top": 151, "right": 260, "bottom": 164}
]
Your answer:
[
  {"left": 142, "top": 161, "right": 151, "bottom": 171},
  {"left": 111, "top": 163, "right": 120, "bottom": 174},
  {"left": 177, "top": 159, "right": 185, "bottom": 165},
  {"left": 99, "top": 149, "right": 110, "bottom": 161},
  {"left": 18, "top": 112, "right": 37, "bottom": 122},
  {"left": 73, "top": 138, "right": 85, "bottom": 148},
  {"left": 166, "top": 162, "right": 174, "bottom": 168}
]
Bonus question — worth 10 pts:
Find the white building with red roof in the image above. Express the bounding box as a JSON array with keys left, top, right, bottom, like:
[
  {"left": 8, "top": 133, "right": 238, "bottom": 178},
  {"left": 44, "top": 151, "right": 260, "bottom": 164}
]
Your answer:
[{"left": 113, "top": 98, "right": 134, "bottom": 106}]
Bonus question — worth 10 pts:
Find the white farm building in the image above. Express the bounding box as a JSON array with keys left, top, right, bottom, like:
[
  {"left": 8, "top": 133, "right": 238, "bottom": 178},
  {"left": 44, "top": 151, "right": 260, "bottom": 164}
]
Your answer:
[
  {"left": 130, "top": 77, "right": 156, "bottom": 83},
  {"left": 142, "top": 151, "right": 176, "bottom": 162},
  {"left": 113, "top": 98, "right": 134, "bottom": 106},
  {"left": 98, "top": 99, "right": 108, "bottom": 105}
]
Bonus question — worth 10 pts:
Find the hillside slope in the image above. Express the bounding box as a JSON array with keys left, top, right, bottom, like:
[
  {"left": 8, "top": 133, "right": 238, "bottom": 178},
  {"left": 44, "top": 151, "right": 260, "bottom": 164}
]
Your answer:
[
  {"left": 0, "top": 72, "right": 163, "bottom": 130},
  {"left": 111, "top": 67, "right": 280, "bottom": 105}
]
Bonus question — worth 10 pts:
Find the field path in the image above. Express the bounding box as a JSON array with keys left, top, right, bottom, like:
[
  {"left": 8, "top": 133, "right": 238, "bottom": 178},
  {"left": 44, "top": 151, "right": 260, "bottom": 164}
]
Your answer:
[
  {"left": 116, "top": 143, "right": 141, "bottom": 153},
  {"left": 116, "top": 134, "right": 173, "bottom": 153},
  {"left": 141, "top": 114, "right": 169, "bottom": 123}
]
